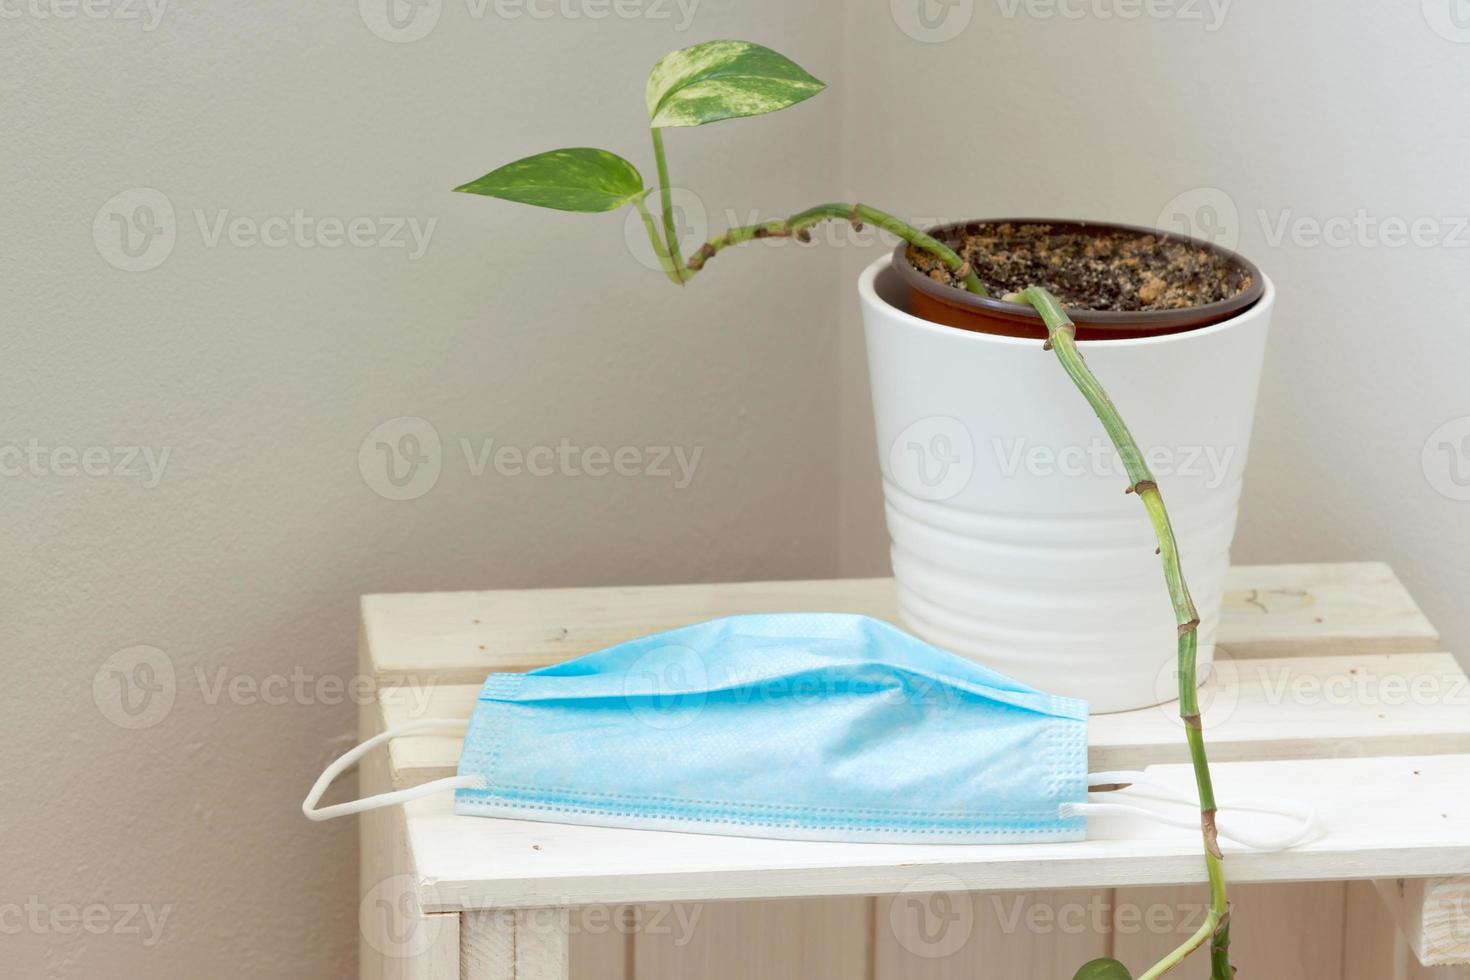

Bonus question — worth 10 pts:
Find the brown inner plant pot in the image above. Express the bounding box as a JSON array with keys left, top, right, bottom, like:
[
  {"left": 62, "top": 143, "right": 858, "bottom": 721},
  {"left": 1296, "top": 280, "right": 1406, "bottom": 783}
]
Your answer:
[{"left": 892, "top": 219, "right": 1265, "bottom": 341}]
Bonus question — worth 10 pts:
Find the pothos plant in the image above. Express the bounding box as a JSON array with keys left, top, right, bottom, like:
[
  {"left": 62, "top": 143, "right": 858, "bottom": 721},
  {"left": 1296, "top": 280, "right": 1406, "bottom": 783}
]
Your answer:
[{"left": 454, "top": 40, "right": 1233, "bottom": 980}]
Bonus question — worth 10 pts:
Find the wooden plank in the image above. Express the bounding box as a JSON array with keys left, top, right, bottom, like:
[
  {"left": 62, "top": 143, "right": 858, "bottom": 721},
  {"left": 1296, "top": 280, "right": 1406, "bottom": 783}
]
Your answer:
[
  {"left": 1104, "top": 885, "right": 1206, "bottom": 980},
  {"left": 359, "top": 769, "right": 463, "bottom": 979},
  {"left": 460, "top": 910, "right": 516, "bottom": 980},
  {"left": 395, "top": 912, "right": 458, "bottom": 980},
  {"left": 356, "top": 802, "right": 461, "bottom": 977},
  {"left": 361, "top": 579, "right": 897, "bottom": 685},
  {"left": 1217, "top": 882, "right": 1346, "bottom": 978},
  {"left": 1345, "top": 879, "right": 1403, "bottom": 980},
  {"left": 518, "top": 908, "right": 572, "bottom": 980},
  {"left": 461, "top": 908, "right": 570, "bottom": 980},
  {"left": 398, "top": 754, "right": 1470, "bottom": 912},
  {"left": 633, "top": 897, "right": 868, "bottom": 980},
  {"left": 874, "top": 886, "right": 1111, "bottom": 980},
  {"left": 358, "top": 627, "right": 461, "bottom": 980},
  {"left": 568, "top": 907, "right": 629, "bottom": 980},
  {"left": 374, "top": 651, "right": 1470, "bottom": 790},
  {"left": 1374, "top": 876, "right": 1470, "bottom": 966},
  {"left": 1090, "top": 651, "right": 1470, "bottom": 770},
  {"left": 1218, "top": 562, "right": 1438, "bottom": 659},
  {"left": 453, "top": 891, "right": 626, "bottom": 979},
  {"left": 1349, "top": 879, "right": 1470, "bottom": 978},
  {"left": 360, "top": 563, "right": 1438, "bottom": 685},
  {"left": 795, "top": 896, "right": 872, "bottom": 979},
  {"left": 1108, "top": 883, "right": 1344, "bottom": 979}
]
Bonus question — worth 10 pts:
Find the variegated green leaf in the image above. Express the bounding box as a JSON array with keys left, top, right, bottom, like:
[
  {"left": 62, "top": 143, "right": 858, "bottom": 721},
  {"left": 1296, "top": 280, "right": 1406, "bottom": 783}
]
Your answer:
[
  {"left": 645, "top": 40, "right": 825, "bottom": 129},
  {"left": 1072, "top": 959, "right": 1133, "bottom": 980},
  {"left": 454, "top": 147, "right": 646, "bottom": 213}
]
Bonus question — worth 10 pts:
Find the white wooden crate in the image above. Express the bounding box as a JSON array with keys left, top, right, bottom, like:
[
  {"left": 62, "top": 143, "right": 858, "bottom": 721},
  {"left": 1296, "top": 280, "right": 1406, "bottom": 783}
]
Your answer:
[{"left": 353, "top": 563, "right": 1470, "bottom": 980}]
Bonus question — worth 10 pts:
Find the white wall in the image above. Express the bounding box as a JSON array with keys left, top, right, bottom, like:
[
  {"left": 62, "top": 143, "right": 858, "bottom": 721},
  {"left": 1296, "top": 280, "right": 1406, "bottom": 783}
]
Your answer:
[
  {"left": 837, "top": 2, "right": 1470, "bottom": 666},
  {"left": 3, "top": 4, "right": 840, "bottom": 976},
  {"left": 6, "top": 2, "right": 1469, "bottom": 977}
]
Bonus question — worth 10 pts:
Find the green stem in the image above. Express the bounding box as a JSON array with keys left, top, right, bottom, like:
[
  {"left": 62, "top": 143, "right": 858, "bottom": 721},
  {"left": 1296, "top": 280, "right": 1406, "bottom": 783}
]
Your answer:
[
  {"left": 655, "top": 200, "right": 1231, "bottom": 976},
  {"left": 633, "top": 197, "right": 684, "bottom": 286},
  {"left": 649, "top": 128, "right": 685, "bottom": 281},
  {"left": 1012, "top": 286, "right": 1232, "bottom": 980},
  {"left": 681, "top": 202, "right": 988, "bottom": 296},
  {"left": 1211, "top": 917, "right": 1235, "bottom": 978}
]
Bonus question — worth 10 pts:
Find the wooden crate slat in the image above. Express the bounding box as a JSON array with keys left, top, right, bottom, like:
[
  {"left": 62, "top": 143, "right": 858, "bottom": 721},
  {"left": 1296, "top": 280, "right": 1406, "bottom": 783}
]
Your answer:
[
  {"left": 633, "top": 897, "right": 870, "bottom": 980},
  {"left": 1217, "top": 562, "right": 1439, "bottom": 659},
  {"left": 1373, "top": 876, "right": 1470, "bottom": 966},
  {"left": 357, "top": 562, "right": 1469, "bottom": 980},
  {"left": 360, "top": 563, "right": 1439, "bottom": 685},
  {"left": 1090, "top": 650, "right": 1470, "bottom": 769},
  {"left": 402, "top": 754, "right": 1470, "bottom": 912},
  {"left": 375, "top": 651, "right": 1470, "bottom": 790},
  {"left": 361, "top": 578, "right": 896, "bottom": 685},
  {"left": 460, "top": 909, "right": 570, "bottom": 980},
  {"left": 1109, "top": 882, "right": 1347, "bottom": 980},
  {"left": 873, "top": 886, "right": 1111, "bottom": 980}
]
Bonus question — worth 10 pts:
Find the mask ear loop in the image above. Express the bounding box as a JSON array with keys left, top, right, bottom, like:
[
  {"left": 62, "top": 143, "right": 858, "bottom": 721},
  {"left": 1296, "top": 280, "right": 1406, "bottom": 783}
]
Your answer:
[
  {"left": 1060, "top": 770, "right": 1319, "bottom": 852},
  {"left": 302, "top": 719, "right": 487, "bottom": 822}
]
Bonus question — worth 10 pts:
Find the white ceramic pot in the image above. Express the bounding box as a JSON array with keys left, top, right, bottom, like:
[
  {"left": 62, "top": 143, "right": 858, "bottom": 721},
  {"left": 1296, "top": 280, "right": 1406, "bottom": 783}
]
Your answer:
[{"left": 858, "top": 256, "right": 1274, "bottom": 713}]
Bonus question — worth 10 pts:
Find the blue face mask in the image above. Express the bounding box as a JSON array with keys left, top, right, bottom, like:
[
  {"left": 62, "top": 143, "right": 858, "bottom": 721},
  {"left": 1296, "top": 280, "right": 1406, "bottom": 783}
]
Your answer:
[
  {"left": 453, "top": 613, "right": 1088, "bottom": 843},
  {"left": 304, "top": 614, "right": 1314, "bottom": 849}
]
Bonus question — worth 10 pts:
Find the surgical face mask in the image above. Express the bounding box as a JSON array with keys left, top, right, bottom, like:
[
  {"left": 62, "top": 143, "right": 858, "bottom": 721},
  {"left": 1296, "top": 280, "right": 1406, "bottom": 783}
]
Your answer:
[{"left": 305, "top": 614, "right": 1314, "bottom": 849}]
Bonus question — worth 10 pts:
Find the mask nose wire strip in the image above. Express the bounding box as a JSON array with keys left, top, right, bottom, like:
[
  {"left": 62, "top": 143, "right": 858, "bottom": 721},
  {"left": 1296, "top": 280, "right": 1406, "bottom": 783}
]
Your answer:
[
  {"left": 302, "top": 719, "right": 487, "bottom": 822},
  {"left": 1060, "top": 770, "right": 1319, "bottom": 852}
]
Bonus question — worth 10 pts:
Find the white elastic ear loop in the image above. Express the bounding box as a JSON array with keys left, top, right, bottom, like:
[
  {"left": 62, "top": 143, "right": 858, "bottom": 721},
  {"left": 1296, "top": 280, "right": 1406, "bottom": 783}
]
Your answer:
[
  {"left": 1060, "top": 770, "right": 1319, "bottom": 852},
  {"left": 302, "top": 719, "right": 486, "bottom": 822}
]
